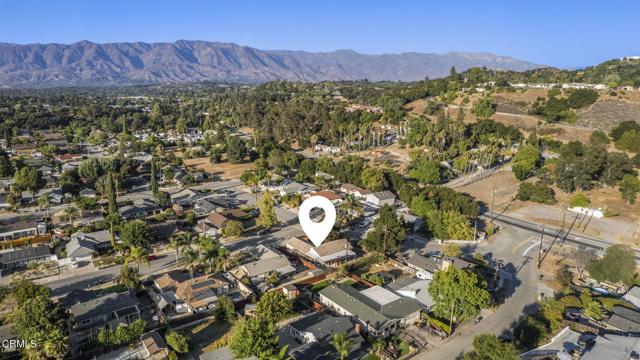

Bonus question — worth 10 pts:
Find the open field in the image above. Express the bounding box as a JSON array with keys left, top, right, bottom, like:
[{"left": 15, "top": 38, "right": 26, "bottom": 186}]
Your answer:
[
  {"left": 458, "top": 168, "right": 640, "bottom": 245},
  {"left": 577, "top": 99, "right": 640, "bottom": 130},
  {"left": 183, "top": 156, "right": 255, "bottom": 179},
  {"left": 187, "top": 318, "right": 233, "bottom": 355},
  {"left": 456, "top": 169, "right": 520, "bottom": 208}
]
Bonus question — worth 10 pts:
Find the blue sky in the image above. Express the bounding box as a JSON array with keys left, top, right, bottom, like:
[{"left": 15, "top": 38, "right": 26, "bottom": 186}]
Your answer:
[{"left": 1, "top": 0, "right": 639, "bottom": 68}]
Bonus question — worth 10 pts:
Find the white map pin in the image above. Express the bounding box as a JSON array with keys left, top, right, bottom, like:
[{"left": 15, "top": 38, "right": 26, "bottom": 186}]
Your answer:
[{"left": 299, "top": 196, "right": 336, "bottom": 247}]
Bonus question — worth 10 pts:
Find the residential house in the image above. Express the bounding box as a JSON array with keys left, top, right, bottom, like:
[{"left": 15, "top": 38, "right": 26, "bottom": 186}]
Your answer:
[
  {"left": 66, "top": 230, "right": 114, "bottom": 262},
  {"left": 153, "top": 270, "right": 192, "bottom": 314},
  {"left": 193, "top": 198, "right": 220, "bottom": 216},
  {"left": 406, "top": 254, "right": 439, "bottom": 280},
  {"left": 366, "top": 191, "right": 396, "bottom": 206},
  {"left": 283, "top": 312, "right": 363, "bottom": 360},
  {"left": 21, "top": 187, "right": 64, "bottom": 204},
  {"left": 194, "top": 221, "right": 218, "bottom": 238},
  {"left": 340, "top": 184, "right": 371, "bottom": 199},
  {"left": 175, "top": 274, "right": 232, "bottom": 312},
  {"left": 119, "top": 198, "right": 160, "bottom": 220},
  {"left": 79, "top": 188, "right": 97, "bottom": 198},
  {"left": 605, "top": 305, "right": 640, "bottom": 332},
  {"left": 37, "top": 164, "right": 54, "bottom": 177},
  {"left": 232, "top": 245, "right": 296, "bottom": 282},
  {"left": 141, "top": 331, "right": 170, "bottom": 360},
  {"left": 282, "top": 284, "right": 300, "bottom": 299},
  {"left": 56, "top": 153, "right": 83, "bottom": 163},
  {"left": 387, "top": 276, "right": 434, "bottom": 310},
  {"left": 154, "top": 269, "right": 191, "bottom": 293},
  {"left": 406, "top": 254, "right": 474, "bottom": 280},
  {"left": 521, "top": 326, "right": 640, "bottom": 360},
  {"left": 0, "top": 220, "right": 46, "bottom": 241},
  {"left": 69, "top": 291, "right": 141, "bottom": 342},
  {"left": 202, "top": 209, "right": 249, "bottom": 236},
  {"left": 314, "top": 144, "right": 341, "bottom": 155},
  {"left": 0, "top": 245, "right": 56, "bottom": 274},
  {"left": 11, "top": 143, "right": 38, "bottom": 156},
  {"left": 278, "top": 181, "right": 318, "bottom": 196},
  {"left": 623, "top": 286, "right": 640, "bottom": 308},
  {"left": 170, "top": 188, "right": 202, "bottom": 206},
  {"left": 52, "top": 209, "right": 104, "bottom": 227},
  {"left": 62, "top": 161, "right": 81, "bottom": 172},
  {"left": 318, "top": 283, "right": 422, "bottom": 338},
  {"left": 285, "top": 237, "right": 355, "bottom": 266},
  {"left": 307, "top": 190, "right": 342, "bottom": 205}
]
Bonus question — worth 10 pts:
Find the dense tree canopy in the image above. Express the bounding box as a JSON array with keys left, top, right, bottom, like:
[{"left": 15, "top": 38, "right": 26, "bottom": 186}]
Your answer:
[{"left": 428, "top": 267, "right": 491, "bottom": 324}]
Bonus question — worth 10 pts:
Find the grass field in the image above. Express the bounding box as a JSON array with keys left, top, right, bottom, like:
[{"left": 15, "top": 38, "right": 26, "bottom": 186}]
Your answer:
[
  {"left": 182, "top": 156, "right": 255, "bottom": 180},
  {"left": 309, "top": 280, "right": 331, "bottom": 293}
]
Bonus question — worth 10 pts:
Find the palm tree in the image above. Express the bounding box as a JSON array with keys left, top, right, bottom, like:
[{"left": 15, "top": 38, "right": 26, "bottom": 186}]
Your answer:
[
  {"left": 64, "top": 206, "right": 79, "bottom": 221},
  {"left": 197, "top": 234, "right": 218, "bottom": 256},
  {"left": 263, "top": 345, "right": 292, "bottom": 360},
  {"left": 370, "top": 337, "right": 385, "bottom": 356},
  {"left": 116, "top": 261, "right": 140, "bottom": 289},
  {"left": 200, "top": 247, "right": 218, "bottom": 274},
  {"left": 127, "top": 246, "right": 149, "bottom": 271},
  {"left": 183, "top": 248, "right": 199, "bottom": 278},
  {"left": 170, "top": 232, "right": 193, "bottom": 265},
  {"left": 331, "top": 333, "right": 353, "bottom": 360},
  {"left": 215, "top": 247, "right": 235, "bottom": 272},
  {"left": 43, "top": 328, "right": 69, "bottom": 360}
]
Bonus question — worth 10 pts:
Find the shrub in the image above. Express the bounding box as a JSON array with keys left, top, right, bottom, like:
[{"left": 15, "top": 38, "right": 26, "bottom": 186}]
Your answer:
[
  {"left": 516, "top": 182, "right": 556, "bottom": 204},
  {"left": 569, "top": 193, "right": 590, "bottom": 208}
]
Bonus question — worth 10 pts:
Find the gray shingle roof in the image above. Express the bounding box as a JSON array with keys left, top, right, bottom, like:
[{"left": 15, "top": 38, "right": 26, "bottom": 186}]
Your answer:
[
  {"left": 66, "top": 230, "right": 112, "bottom": 258},
  {"left": 69, "top": 291, "right": 139, "bottom": 323},
  {"left": 319, "top": 283, "right": 421, "bottom": 330},
  {"left": 288, "top": 312, "right": 358, "bottom": 343},
  {"left": 0, "top": 245, "right": 50, "bottom": 264}
]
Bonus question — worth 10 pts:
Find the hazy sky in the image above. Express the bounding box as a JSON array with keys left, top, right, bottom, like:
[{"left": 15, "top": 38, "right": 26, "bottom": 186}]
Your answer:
[{"left": 1, "top": 0, "right": 639, "bottom": 68}]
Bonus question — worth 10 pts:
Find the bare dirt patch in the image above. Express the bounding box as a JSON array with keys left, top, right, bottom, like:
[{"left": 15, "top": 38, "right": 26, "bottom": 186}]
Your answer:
[
  {"left": 456, "top": 169, "right": 520, "bottom": 209},
  {"left": 183, "top": 156, "right": 255, "bottom": 180},
  {"left": 577, "top": 99, "right": 640, "bottom": 131},
  {"left": 509, "top": 200, "right": 639, "bottom": 246},
  {"left": 493, "top": 89, "right": 549, "bottom": 104}
]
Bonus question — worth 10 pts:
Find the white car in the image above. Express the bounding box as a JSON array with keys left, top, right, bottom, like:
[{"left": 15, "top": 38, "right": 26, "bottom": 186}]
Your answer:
[{"left": 70, "top": 261, "right": 79, "bottom": 268}]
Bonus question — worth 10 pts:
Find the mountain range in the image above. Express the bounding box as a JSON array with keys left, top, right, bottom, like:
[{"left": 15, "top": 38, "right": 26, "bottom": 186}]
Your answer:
[{"left": 0, "top": 40, "right": 543, "bottom": 87}]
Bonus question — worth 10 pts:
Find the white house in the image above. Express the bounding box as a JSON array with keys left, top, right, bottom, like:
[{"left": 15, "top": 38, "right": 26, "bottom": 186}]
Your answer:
[{"left": 366, "top": 191, "right": 396, "bottom": 206}]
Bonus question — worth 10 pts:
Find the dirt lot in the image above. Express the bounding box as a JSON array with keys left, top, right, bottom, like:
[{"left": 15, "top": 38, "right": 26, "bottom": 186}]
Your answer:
[
  {"left": 457, "top": 168, "right": 640, "bottom": 245},
  {"left": 456, "top": 169, "right": 520, "bottom": 208},
  {"left": 577, "top": 99, "right": 640, "bottom": 131},
  {"left": 509, "top": 201, "right": 639, "bottom": 246},
  {"left": 187, "top": 318, "right": 232, "bottom": 355},
  {"left": 183, "top": 156, "right": 255, "bottom": 180},
  {"left": 493, "top": 88, "right": 549, "bottom": 103}
]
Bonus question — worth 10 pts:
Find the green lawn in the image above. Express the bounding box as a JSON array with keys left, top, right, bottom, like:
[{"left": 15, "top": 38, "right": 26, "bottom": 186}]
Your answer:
[
  {"left": 362, "top": 354, "right": 380, "bottom": 360},
  {"left": 309, "top": 280, "right": 331, "bottom": 293},
  {"left": 341, "top": 278, "right": 356, "bottom": 286},
  {"left": 398, "top": 339, "right": 411, "bottom": 356}
]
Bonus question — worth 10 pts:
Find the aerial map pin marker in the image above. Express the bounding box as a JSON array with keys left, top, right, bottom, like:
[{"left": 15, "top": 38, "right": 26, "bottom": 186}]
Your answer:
[{"left": 299, "top": 196, "right": 337, "bottom": 247}]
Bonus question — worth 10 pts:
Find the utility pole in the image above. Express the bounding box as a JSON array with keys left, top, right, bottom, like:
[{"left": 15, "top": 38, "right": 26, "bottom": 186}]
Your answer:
[
  {"left": 490, "top": 186, "right": 496, "bottom": 224},
  {"left": 449, "top": 300, "right": 455, "bottom": 336},
  {"left": 537, "top": 225, "right": 545, "bottom": 268}
]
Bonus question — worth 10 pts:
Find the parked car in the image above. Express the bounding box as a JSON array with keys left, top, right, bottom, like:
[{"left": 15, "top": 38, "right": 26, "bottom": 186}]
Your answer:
[
  {"left": 564, "top": 307, "right": 583, "bottom": 322},
  {"left": 148, "top": 255, "right": 158, "bottom": 261}
]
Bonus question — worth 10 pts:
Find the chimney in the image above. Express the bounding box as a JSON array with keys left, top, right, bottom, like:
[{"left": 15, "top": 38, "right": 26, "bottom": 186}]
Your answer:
[{"left": 355, "top": 323, "right": 361, "bottom": 333}]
